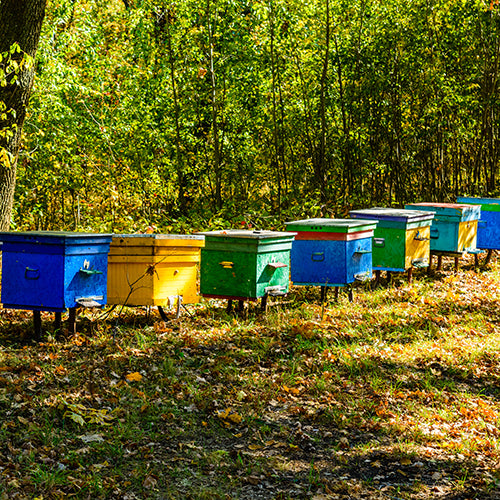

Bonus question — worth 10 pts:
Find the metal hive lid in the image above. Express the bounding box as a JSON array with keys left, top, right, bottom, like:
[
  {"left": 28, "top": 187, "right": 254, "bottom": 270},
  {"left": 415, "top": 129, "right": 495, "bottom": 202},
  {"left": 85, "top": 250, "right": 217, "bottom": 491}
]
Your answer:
[
  {"left": 285, "top": 218, "right": 377, "bottom": 232},
  {"left": 197, "top": 229, "right": 296, "bottom": 239},
  {"left": 349, "top": 207, "right": 435, "bottom": 222}
]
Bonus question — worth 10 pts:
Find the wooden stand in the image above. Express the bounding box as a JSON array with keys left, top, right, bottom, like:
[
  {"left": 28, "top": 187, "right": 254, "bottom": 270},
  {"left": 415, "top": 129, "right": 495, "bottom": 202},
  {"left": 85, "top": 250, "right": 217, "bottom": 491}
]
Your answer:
[
  {"left": 430, "top": 251, "right": 463, "bottom": 272},
  {"left": 33, "top": 311, "right": 42, "bottom": 341}
]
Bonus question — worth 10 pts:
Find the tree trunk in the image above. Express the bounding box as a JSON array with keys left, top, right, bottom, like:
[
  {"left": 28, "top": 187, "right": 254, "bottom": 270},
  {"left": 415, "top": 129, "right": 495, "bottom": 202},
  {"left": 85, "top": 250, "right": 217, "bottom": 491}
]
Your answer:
[{"left": 0, "top": 0, "right": 47, "bottom": 230}]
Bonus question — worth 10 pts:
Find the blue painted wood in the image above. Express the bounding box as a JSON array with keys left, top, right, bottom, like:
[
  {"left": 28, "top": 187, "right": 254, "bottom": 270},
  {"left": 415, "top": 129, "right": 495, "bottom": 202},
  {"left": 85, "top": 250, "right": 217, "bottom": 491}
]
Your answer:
[
  {"left": 0, "top": 232, "right": 112, "bottom": 312},
  {"left": 290, "top": 236, "right": 372, "bottom": 286},
  {"left": 457, "top": 196, "right": 500, "bottom": 250}
]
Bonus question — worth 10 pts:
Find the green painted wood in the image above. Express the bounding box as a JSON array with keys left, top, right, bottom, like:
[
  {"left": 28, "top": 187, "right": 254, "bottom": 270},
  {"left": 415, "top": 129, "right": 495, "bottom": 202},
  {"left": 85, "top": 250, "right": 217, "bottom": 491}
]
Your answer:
[
  {"left": 372, "top": 227, "right": 406, "bottom": 270},
  {"left": 199, "top": 230, "right": 295, "bottom": 299},
  {"left": 457, "top": 196, "right": 500, "bottom": 212}
]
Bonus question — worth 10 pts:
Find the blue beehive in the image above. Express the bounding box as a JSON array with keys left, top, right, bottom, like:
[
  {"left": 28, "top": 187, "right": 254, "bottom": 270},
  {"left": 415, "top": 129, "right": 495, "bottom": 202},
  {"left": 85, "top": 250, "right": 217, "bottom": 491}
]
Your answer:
[
  {"left": 457, "top": 196, "right": 500, "bottom": 250},
  {"left": 0, "top": 231, "right": 112, "bottom": 312},
  {"left": 284, "top": 219, "right": 377, "bottom": 286}
]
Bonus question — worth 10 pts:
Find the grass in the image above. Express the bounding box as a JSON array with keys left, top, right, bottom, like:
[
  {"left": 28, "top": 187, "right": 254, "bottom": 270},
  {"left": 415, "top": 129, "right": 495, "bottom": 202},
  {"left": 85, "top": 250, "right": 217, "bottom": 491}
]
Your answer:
[{"left": 0, "top": 256, "right": 500, "bottom": 498}]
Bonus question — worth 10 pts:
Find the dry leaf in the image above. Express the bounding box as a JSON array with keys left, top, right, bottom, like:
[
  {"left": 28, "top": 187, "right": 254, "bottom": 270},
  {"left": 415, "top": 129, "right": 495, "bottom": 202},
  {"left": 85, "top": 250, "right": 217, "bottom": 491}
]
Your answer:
[
  {"left": 143, "top": 475, "right": 158, "bottom": 489},
  {"left": 248, "top": 444, "right": 263, "bottom": 450},
  {"left": 126, "top": 372, "right": 143, "bottom": 382}
]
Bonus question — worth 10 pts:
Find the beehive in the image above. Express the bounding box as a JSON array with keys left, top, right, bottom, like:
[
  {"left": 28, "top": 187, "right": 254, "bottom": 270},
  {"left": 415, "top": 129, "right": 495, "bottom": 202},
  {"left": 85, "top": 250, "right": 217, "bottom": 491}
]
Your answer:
[
  {"left": 107, "top": 234, "right": 205, "bottom": 307},
  {"left": 0, "top": 231, "right": 111, "bottom": 312},
  {"left": 349, "top": 208, "right": 434, "bottom": 272},
  {"left": 405, "top": 202, "right": 480, "bottom": 253},
  {"left": 198, "top": 230, "right": 295, "bottom": 300},
  {"left": 457, "top": 196, "right": 500, "bottom": 250},
  {"left": 284, "top": 218, "right": 376, "bottom": 286}
]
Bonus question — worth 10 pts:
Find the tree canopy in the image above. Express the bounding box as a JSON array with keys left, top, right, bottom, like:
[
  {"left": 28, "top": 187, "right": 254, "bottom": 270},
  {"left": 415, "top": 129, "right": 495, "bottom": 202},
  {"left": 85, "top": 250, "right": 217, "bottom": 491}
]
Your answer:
[{"left": 8, "top": 0, "right": 500, "bottom": 233}]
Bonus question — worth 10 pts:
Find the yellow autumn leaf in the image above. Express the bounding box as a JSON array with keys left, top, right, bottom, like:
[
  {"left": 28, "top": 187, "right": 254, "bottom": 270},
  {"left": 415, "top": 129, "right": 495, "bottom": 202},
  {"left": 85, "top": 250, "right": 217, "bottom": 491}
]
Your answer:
[
  {"left": 126, "top": 372, "right": 143, "bottom": 382},
  {"left": 227, "top": 412, "right": 242, "bottom": 424},
  {"left": 248, "top": 444, "right": 263, "bottom": 450},
  {"left": 217, "top": 408, "right": 231, "bottom": 419}
]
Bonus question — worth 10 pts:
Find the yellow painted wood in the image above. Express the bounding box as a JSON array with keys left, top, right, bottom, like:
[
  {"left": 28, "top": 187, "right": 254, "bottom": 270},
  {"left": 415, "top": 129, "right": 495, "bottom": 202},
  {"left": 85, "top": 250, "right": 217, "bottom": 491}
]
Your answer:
[
  {"left": 457, "top": 220, "right": 477, "bottom": 252},
  {"left": 107, "top": 235, "right": 204, "bottom": 306},
  {"left": 404, "top": 226, "right": 431, "bottom": 269}
]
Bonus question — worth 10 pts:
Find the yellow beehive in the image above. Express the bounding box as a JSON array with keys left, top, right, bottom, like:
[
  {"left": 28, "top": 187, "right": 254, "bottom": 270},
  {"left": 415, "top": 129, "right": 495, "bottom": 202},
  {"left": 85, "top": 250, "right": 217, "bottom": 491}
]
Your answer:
[{"left": 107, "top": 234, "right": 205, "bottom": 306}]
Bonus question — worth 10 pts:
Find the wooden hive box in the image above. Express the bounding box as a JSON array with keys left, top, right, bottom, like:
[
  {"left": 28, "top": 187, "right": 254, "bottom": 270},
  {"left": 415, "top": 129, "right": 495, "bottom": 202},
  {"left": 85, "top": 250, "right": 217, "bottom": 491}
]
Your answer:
[
  {"left": 405, "top": 202, "right": 480, "bottom": 253},
  {"left": 457, "top": 196, "right": 500, "bottom": 250},
  {"left": 349, "top": 208, "right": 434, "bottom": 272},
  {"left": 198, "top": 230, "right": 296, "bottom": 300},
  {"left": 107, "top": 234, "right": 205, "bottom": 307},
  {"left": 284, "top": 218, "right": 376, "bottom": 286},
  {"left": 0, "top": 231, "right": 111, "bottom": 312}
]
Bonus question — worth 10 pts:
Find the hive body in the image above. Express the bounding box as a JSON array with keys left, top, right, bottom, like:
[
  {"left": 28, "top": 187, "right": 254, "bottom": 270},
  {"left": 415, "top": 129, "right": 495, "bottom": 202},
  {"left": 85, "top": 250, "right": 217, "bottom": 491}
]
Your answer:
[
  {"left": 349, "top": 208, "right": 434, "bottom": 272},
  {"left": 0, "top": 232, "right": 111, "bottom": 312},
  {"left": 107, "top": 234, "right": 205, "bottom": 306},
  {"left": 199, "top": 230, "right": 295, "bottom": 300},
  {"left": 284, "top": 219, "right": 376, "bottom": 286},
  {"left": 457, "top": 197, "right": 500, "bottom": 250},
  {"left": 405, "top": 203, "right": 480, "bottom": 253}
]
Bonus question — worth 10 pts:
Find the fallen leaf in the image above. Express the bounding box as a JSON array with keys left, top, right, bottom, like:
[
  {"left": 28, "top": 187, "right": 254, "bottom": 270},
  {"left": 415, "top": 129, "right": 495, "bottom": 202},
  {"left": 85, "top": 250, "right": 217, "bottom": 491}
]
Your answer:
[
  {"left": 248, "top": 444, "right": 263, "bottom": 450},
  {"left": 126, "top": 372, "right": 143, "bottom": 382},
  {"left": 80, "top": 433, "right": 104, "bottom": 443},
  {"left": 143, "top": 475, "right": 158, "bottom": 489}
]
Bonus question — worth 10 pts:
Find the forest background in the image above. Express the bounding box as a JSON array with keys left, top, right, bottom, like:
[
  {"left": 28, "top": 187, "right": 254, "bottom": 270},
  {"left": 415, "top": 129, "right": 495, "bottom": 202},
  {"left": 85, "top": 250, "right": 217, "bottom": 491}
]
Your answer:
[{"left": 9, "top": 0, "right": 500, "bottom": 233}]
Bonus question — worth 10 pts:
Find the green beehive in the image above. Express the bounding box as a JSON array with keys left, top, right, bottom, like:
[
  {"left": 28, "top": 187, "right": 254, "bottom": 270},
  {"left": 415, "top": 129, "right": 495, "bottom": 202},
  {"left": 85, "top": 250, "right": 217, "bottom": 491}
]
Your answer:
[
  {"left": 349, "top": 208, "right": 435, "bottom": 272},
  {"left": 198, "top": 230, "right": 296, "bottom": 300}
]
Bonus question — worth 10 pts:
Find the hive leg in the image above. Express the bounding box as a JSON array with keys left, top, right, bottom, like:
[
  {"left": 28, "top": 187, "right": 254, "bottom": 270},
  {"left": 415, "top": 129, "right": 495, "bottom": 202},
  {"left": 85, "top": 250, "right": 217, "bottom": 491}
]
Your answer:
[
  {"left": 454, "top": 256, "right": 459, "bottom": 272},
  {"left": 176, "top": 296, "right": 183, "bottom": 319},
  {"left": 238, "top": 300, "right": 244, "bottom": 313},
  {"left": 54, "top": 312, "right": 62, "bottom": 335},
  {"left": 158, "top": 306, "right": 168, "bottom": 321},
  {"left": 373, "top": 270, "right": 381, "bottom": 289},
  {"left": 334, "top": 287, "right": 340, "bottom": 301},
  {"left": 261, "top": 294, "right": 268, "bottom": 313},
  {"left": 407, "top": 267, "right": 413, "bottom": 284},
  {"left": 68, "top": 307, "right": 77, "bottom": 335},
  {"left": 437, "top": 255, "right": 443, "bottom": 271},
  {"left": 348, "top": 287, "right": 354, "bottom": 302},
  {"left": 485, "top": 249, "right": 494, "bottom": 266},
  {"left": 428, "top": 254, "right": 433, "bottom": 274},
  {"left": 320, "top": 286, "right": 328, "bottom": 303},
  {"left": 33, "top": 311, "right": 42, "bottom": 341},
  {"left": 226, "top": 300, "right": 233, "bottom": 313}
]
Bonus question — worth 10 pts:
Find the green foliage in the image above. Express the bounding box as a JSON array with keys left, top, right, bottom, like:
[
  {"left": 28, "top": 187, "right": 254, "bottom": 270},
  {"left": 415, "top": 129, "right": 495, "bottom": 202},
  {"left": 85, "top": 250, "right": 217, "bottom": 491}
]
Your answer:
[{"left": 12, "top": 0, "right": 500, "bottom": 231}]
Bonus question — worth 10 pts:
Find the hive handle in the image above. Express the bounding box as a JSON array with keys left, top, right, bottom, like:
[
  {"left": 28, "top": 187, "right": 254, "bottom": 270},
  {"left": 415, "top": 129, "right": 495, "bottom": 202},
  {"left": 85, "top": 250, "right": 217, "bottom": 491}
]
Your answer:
[
  {"left": 219, "top": 261, "right": 234, "bottom": 269},
  {"left": 25, "top": 267, "right": 40, "bottom": 280},
  {"left": 79, "top": 268, "right": 103, "bottom": 275},
  {"left": 430, "top": 228, "right": 439, "bottom": 239},
  {"left": 311, "top": 252, "right": 325, "bottom": 262},
  {"left": 414, "top": 231, "right": 430, "bottom": 241},
  {"left": 373, "top": 238, "right": 385, "bottom": 248}
]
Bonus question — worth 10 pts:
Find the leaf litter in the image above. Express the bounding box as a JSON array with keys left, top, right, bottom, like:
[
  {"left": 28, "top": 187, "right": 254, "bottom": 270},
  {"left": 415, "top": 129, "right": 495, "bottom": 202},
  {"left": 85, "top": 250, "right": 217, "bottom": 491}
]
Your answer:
[{"left": 0, "top": 256, "right": 499, "bottom": 498}]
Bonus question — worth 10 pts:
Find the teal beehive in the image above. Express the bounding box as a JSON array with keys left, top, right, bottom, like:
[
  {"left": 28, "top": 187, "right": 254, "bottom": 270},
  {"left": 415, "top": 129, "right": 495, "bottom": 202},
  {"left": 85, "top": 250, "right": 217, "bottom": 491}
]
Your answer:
[{"left": 405, "top": 203, "right": 480, "bottom": 253}]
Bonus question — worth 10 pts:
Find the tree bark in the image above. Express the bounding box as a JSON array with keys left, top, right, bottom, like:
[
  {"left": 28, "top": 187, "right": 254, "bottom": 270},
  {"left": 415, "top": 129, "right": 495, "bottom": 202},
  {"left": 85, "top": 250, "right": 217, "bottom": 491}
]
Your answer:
[{"left": 0, "top": 0, "right": 47, "bottom": 231}]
